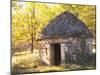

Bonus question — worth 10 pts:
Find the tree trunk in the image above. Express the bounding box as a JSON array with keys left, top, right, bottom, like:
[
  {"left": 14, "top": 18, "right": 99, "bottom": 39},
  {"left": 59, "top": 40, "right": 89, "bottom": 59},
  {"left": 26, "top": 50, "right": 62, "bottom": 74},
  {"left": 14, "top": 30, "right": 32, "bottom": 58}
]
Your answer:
[
  {"left": 30, "top": 25, "right": 34, "bottom": 53},
  {"left": 31, "top": 37, "right": 34, "bottom": 53}
]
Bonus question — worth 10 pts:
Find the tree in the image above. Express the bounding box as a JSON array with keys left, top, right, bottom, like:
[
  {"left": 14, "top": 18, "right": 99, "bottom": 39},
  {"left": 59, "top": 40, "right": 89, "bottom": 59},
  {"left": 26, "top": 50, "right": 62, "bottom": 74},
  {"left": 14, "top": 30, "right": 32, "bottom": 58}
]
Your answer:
[{"left": 12, "top": 1, "right": 96, "bottom": 54}]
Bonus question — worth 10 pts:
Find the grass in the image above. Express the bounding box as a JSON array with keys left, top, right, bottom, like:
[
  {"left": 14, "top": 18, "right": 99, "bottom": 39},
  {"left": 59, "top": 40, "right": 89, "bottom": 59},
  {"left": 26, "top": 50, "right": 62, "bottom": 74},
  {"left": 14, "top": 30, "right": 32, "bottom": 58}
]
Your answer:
[{"left": 12, "top": 50, "right": 96, "bottom": 74}]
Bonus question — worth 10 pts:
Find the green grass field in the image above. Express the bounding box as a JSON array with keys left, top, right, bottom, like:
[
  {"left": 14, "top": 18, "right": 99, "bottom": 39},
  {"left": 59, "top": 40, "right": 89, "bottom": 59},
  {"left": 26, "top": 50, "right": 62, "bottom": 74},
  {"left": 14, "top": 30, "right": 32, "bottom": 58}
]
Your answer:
[{"left": 12, "top": 50, "right": 96, "bottom": 74}]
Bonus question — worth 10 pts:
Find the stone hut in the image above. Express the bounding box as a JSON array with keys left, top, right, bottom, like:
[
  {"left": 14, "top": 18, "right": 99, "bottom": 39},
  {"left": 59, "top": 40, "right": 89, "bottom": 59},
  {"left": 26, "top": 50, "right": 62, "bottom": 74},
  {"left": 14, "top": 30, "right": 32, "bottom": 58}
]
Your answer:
[{"left": 38, "top": 11, "right": 93, "bottom": 66}]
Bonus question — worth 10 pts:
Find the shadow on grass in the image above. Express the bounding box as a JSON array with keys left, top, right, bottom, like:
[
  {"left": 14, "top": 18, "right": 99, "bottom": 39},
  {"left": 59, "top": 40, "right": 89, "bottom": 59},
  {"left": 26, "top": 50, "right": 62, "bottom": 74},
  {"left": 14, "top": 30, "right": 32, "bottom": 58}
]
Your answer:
[{"left": 11, "top": 63, "right": 96, "bottom": 75}]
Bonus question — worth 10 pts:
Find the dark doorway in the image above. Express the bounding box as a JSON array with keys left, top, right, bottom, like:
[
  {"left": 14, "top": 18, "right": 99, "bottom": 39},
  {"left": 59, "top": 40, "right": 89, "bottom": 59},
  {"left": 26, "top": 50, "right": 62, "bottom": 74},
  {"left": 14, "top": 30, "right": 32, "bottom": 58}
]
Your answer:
[{"left": 52, "top": 44, "right": 61, "bottom": 66}]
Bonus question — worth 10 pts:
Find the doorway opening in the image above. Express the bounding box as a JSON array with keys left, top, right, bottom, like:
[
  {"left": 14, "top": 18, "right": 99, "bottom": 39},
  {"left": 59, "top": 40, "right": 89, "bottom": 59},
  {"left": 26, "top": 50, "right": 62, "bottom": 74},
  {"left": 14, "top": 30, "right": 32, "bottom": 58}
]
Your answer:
[{"left": 52, "top": 44, "right": 61, "bottom": 66}]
